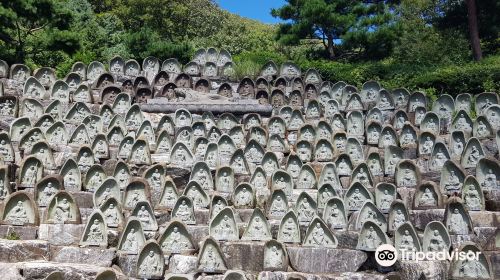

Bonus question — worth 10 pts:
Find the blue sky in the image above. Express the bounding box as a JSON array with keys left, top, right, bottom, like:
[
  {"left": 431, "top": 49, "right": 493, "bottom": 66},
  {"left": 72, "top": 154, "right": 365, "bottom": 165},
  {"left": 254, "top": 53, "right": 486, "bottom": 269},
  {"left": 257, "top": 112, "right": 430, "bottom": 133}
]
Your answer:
[{"left": 216, "top": 0, "right": 286, "bottom": 24}]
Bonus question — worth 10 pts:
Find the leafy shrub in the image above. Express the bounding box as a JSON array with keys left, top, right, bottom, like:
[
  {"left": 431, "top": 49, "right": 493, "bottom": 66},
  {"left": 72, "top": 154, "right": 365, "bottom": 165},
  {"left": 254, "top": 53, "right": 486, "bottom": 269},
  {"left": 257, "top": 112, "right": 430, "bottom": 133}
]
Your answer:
[
  {"left": 5, "top": 231, "right": 20, "bottom": 240},
  {"left": 296, "top": 55, "right": 500, "bottom": 96},
  {"left": 232, "top": 59, "right": 262, "bottom": 81}
]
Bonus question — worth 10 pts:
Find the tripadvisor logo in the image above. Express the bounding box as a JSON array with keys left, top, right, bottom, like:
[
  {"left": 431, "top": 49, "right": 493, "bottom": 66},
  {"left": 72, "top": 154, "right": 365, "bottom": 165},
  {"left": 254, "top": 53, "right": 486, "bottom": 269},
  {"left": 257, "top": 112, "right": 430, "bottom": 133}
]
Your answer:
[
  {"left": 375, "top": 244, "right": 397, "bottom": 267},
  {"left": 375, "top": 244, "right": 482, "bottom": 266}
]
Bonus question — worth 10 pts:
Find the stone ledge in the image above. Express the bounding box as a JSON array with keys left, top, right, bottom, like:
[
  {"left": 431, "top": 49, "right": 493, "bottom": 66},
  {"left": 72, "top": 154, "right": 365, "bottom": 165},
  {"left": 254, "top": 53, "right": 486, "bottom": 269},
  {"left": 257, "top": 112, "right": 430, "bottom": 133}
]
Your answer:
[
  {"left": 0, "top": 239, "right": 50, "bottom": 263},
  {"left": 38, "top": 224, "right": 85, "bottom": 246},
  {"left": 50, "top": 246, "right": 116, "bottom": 267},
  {"left": 286, "top": 247, "right": 367, "bottom": 273},
  {"left": 0, "top": 225, "right": 38, "bottom": 240},
  {"left": 258, "top": 271, "right": 388, "bottom": 280},
  {"left": 16, "top": 261, "right": 127, "bottom": 280}
]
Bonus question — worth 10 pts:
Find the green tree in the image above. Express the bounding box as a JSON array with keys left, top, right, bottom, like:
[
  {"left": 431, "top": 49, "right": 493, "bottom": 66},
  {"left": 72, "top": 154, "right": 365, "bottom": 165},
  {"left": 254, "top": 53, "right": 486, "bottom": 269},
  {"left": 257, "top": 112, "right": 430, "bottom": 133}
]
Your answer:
[
  {"left": 432, "top": 0, "right": 499, "bottom": 58},
  {"left": 271, "top": 0, "right": 401, "bottom": 60},
  {"left": 0, "top": 0, "right": 80, "bottom": 64},
  {"left": 112, "top": 0, "right": 224, "bottom": 42},
  {"left": 392, "top": 0, "right": 470, "bottom": 66},
  {"left": 192, "top": 12, "right": 277, "bottom": 55}
]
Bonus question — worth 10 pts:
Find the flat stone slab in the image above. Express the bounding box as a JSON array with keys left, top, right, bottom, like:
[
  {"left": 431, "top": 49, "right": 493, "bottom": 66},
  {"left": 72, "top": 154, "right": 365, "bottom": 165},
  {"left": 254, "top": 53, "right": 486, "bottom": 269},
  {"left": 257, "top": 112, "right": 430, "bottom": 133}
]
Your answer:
[
  {"left": 141, "top": 103, "right": 273, "bottom": 115},
  {"left": 38, "top": 224, "right": 85, "bottom": 246},
  {"left": 0, "top": 225, "right": 38, "bottom": 240},
  {"left": 168, "top": 255, "right": 198, "bottom": 274},
  {"left": 0, "top": 239, "right": 50, "bottom": 262},
  {"left": 399, "top": 260, "right": 450, "bottom": 280},
  {"left": 116, "top": 252, "right": 138, "bottom": 277},
  {"left": 287, "top": 247, "right": 367, "bottom": 273},
  {"left": 220, "top": 241, "right": 265, "bottom": 272},
  {"left": 16, "top": 261, "right": 127, "bottom": 280},
  {"left": 258, "top": 271, "right": 388, "bottom": 280},
  {"left": 0, "top": 263, "right": 23, "bottom": 280},
  {"left": 410, "top": 209, "right": 445, "bottom": 231},
  {"left": 186, "top": 225, "right": 209, "bottom": 246},
  {"left": 51, "top": 246, "right": 116, "bottom": 267}
]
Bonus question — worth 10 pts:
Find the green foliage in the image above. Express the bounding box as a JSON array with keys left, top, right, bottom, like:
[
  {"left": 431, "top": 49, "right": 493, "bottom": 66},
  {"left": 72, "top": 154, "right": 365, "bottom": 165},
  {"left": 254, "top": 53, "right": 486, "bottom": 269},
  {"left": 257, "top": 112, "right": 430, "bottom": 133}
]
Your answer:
[
  {"left": 232, "top": 60, "right": 262, "bottom": 81},
  {"left": 411, "top": 55, "right": 500, "bottom": 95},
  {"left": 192, "top": 13, "right": 277, "bottom": 55},
  {"left": 295, "top": 54, "right": 500, "bottom": 96},
  {"left": 0, "top": 0, "right": 80, "bottom": 64},
  {"left": 0, "top": 0, "right": 497, "bottom": 96},
  {"left": 113, "top": 0, "right": 225, "bottom": 42},
  {"left": 5, "top": 231, "right": 20, "bottom": 240},
  {"left": 125, "top": 29, "right": 193, "bottom": 63},
  {"left": 234, "top": 51, "right": 287, "bottom": 67},
  {"left": 433, "top": 0, "right": 500, "bottom": 55},
  {"left": 271, "top": 0, "right": 401, "bottom": 59}
]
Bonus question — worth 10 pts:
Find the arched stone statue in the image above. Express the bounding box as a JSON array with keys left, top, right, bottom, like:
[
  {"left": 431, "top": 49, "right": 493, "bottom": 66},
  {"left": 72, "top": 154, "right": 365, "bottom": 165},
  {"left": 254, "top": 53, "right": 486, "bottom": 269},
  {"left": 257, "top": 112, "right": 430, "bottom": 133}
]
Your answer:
[
  {"left": 44, "top": 191, "right": 81, "bottom": 224},
  {"left": 233, "top": 183, "right": 255, "bottom": 208},
  {"left": 277, "top": 210, "right": 300, "bottom": 243},
  {"left": 123, "top": 179, "right": 151, "bottom": 210},
  {"left": 440, "top": 161, "right": 465, "bottom": 195},
  {"left": 210, "top": 196, "right": 228, "bottom": 219},
  {"left": 316, "top": 183, "right": 338, "bottom": 210},
  {"left": 209, "top": 207, "right": 239, "bottom": 241},
  {"left": 302, "top": 217, "right": 338, "bottom": 248},
  {"left": 93, "top": 178, "right": 120, "bottom": 208},
  {"left": 461, "top": 138, "right": 485, "bottom": 169},
  {"left": 462, "top": 176, "right": 485, "bottom": 211},
  {"left": 263, "top": 240, "right": 288, "bottom": 271},
  {"left": 388, "top": 200, "right": 409, "bottom": 232},
  {"left": 60, "top": 158, "right": 81, "bottom": 191},
  {"left": 99, "top": 197, "right": 124, "bottom": 228},
  {"left": 182, "top": 181, "right": 209, "bottom": 209},
  {"left": 422, "top": 221, "right": 451, "bottom": 253},
  {"left": 136, "top": 241, "right": 165, "bottom": 279},
  {"left": 445, "top": 201, "right": 472, "bottom": 235},
  {"left": 355, "top": 201, "right": 387, "bottom": 231},
  {"left": 375, "top": 183, "right": 396, "bottom": 213},
  {"left": 323, "top": 197, "right": 347, "bottom": 230},
  {"left": 356, "top": 221, "right": 390, "bottom": 251},
  {"left": 267, "top": 190, "right": 289, "bottom": 219},
  {"left": 344, "top": 182, "right": 374, "bottom": 212},
  {"left": 413, "top": 182, "right": 443, "bottom": 209},
  {"left": 118, "top": 218, "right": 146, "bottom": 254},
  {"left": 35, "top": 176, "right": 63, "bottom": 207},
  {"left": 131, "top": 201, "right": 158, "bottom": 231},
  {"left": 80, "top": 210, "right": 107, "bottom": 247},
  {"left": 216, "top": 166, "right": 235, "bottom": 193},
  {"left": 450, "top": 243, "right": 492, "bottom": 279},
  {"left": 395, "top": 222, "right": 422, "bottom": 258},
  {"left": 158, "top": 221, "right": 195, "bottom": 254},
  {"left": 1, "top": 191, "right": 39, "bottom": 225},
  {"left": 295, "top": 192, "right": 317, "bottom": 223},
  {"left": 197, "top": 237, "right": 228, "bottom": 273},
  {"left": 242, "top": 208, "right": 272, "bottom": 241},
  {"left": 172, "top": 196, "right": 196, "bottom": 225},
  {"left": 296, "top": 164, "right": 317, "bottom": 189},
  {"left": 395, "top": 160, "right": 419, "bottom": 187}
]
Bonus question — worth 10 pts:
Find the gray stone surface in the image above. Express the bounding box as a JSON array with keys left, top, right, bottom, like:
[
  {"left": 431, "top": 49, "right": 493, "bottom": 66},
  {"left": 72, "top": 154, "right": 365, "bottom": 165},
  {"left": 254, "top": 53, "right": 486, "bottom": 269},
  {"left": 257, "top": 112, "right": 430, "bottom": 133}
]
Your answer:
[
  {"left": 220, "top": 241, "right": 265, "bottom": 272},
  {"left": 0, "top": 263, "right": 24, "bottom": 280},
  {"left": 38, "top": 224, "right": 84, "bottom": 246},
  {"left": 168, "top": 254, "right": 198, "bottom": 274},
  {"left": 0, "top": 240, "right": 49, "bottom": 263},
  {"left": 0, "top": 225, "right": 38, "bottom": 240},
  {"left": 18, "top": 261, "right": 126, "bottom": 280},
  {"left": 116, "top": 252, "right": 138, "bottom": 277},
  {"left": 287, "top": 247, "right": 367, "bottom": 273},
  {"left": 258, "top": 271, "right": 388, "bottom": 280},
  {"left": 398, "top": 260, "right": 450, "bottom": 280},
  {"left": 51, "top": 246, "right": 116, "bottom": 267}
]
